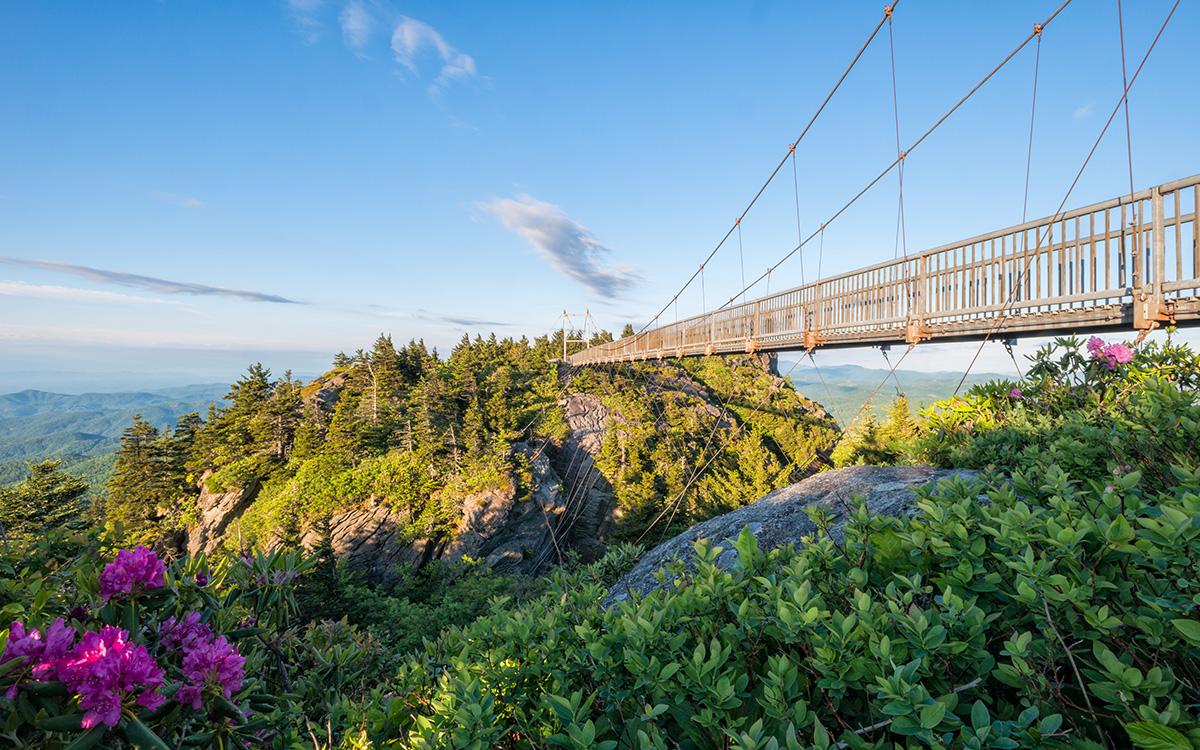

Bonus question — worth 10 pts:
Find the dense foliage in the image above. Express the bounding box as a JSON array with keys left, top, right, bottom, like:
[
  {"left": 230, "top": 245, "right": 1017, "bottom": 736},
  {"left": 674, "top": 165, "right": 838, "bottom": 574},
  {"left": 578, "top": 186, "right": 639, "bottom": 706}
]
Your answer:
[
  {"left": 102, "top": 334, "right": 835, "bottom": 555},
  {"left": 349, "top": 334, "right": 1200, "bottom": 749},
  {"left": 4, "top": 333, "right": 1198, "bottom": 749},
  {"left": 566, "top": 356, "right": 837, "bottom": 541}
]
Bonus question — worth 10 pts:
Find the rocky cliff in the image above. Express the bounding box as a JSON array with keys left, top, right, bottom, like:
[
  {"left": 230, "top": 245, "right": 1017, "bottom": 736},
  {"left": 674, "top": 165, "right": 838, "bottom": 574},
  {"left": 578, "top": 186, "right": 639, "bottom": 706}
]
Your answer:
[{"left": 183, "top": 353, "right": 836, "bottom": 583}]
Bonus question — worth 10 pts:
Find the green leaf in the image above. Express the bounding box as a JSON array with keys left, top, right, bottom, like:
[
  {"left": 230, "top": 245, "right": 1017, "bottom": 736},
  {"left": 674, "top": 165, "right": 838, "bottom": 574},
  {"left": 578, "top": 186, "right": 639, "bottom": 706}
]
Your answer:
[
  {"left": 62, "top": 726, "right": 106, "bottom": 750},
  {"left": 970, "top": 700, "right": 989, "bottom": 731},
  {"left": 119, "top": 716, "right": 171, "bottom": 750},
  {"left": 37, "top": 713, "right": 85, "bottom": 732},
  {"left": 1106, "top": 515, "right": 1134, "bottom": 544},
  {"left": 919, "top": 702, "right": 946, "bottom": 729},
  {"left": 1124, "top": 721, "right": 1193, "bottom": 750},
  {"left": 1171, "top": 619, "right": 1200, "bottom": 646}
]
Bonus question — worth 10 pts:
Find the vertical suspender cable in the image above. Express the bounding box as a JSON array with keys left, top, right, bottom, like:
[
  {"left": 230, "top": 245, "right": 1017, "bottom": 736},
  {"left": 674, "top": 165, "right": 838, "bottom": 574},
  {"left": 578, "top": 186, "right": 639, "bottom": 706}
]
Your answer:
[
  {"left": 953, "top": 0, "right": 1180, "bottom": 396},
  {"left": 790, "top": 147, "right": 805, "bottom": 286},
  {"left": 1116, "top": 0, "right": 1137, "bottom": 205},
  {"left": 737, "top": 220, "right": 746, "bottom": 303},
  {"left": 887, "top": 6, "right": 908, "bottom": 262}
]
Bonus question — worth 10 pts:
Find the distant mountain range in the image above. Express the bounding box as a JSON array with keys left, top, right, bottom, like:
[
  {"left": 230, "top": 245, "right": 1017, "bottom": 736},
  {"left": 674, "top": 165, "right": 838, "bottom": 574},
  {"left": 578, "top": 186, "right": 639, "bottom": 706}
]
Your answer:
[
  {"left": 779, "top": 361, "right": 1005, "bottom": 424},
  {"left": 0, "top": 384, "right": 228, "bottom": 489}
]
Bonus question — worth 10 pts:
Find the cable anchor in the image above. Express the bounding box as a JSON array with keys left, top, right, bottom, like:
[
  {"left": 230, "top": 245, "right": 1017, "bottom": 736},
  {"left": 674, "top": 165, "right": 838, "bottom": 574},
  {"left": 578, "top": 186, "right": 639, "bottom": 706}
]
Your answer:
[
  {"left": 1033, "top": 23, "right": 1043, "bottom": 37},
  {"left": 884, "top": 5, "right": 893, "bottom": 20}
]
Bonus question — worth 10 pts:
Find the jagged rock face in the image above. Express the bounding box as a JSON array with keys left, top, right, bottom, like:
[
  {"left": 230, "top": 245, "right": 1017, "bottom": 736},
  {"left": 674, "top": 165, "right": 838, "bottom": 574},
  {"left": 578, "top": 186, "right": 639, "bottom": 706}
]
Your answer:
[
  {"left": 294, "top": 448, "right": 576, "bottom": 584},
  {"left": 187, "top": 472, "right": 259, "bottom": 556},
  {"left": 607, "top": 465, "right": 977, "bottom": 602},
  {"left": 552, "top": 394, "right": 617, "bottom": 562}
]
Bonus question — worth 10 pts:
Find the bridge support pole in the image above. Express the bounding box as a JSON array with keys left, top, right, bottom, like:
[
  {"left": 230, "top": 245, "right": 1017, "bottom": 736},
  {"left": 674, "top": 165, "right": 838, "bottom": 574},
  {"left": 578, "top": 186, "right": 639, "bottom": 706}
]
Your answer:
[{"left": 1135, "top": 186, "right": 1174, "bottom": 331}]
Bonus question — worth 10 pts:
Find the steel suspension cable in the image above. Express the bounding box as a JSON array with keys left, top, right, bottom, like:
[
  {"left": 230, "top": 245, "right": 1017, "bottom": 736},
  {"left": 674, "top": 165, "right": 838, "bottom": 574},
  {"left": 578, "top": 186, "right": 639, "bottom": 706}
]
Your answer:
[
  {"left": 1021, "top": 29, "right": 1043, "bottom": 234},
  {"left": 791, "top": 147, "right": 805, "bottom": 286},
  {"left": 952, "top": 0, "right": 1181, "bottom": 396},
  {"left": 737, "top": 220, "right": 747, "bottom": 304},
  {"left": 626, "top": 3, "right": 900, "bottom": 343},
  {"left": 887, "top": 6, "right": 908, "bottom": 262},
  {"left": 1116, "top": 0, "right": 1137, "bottom": 206},
  {"left": 718, "top": 0, "right": 1075, "bottom": 312}
]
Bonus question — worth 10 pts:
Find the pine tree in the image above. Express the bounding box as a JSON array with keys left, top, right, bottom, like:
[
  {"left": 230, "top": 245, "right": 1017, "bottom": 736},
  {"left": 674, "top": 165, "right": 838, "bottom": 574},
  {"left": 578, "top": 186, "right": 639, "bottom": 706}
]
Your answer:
[
  {"left": 0, "top": 461, "right": 89, "bottom": 543},
  {"left": 105, "top": 415, "right": 167, "bottom": 540}
]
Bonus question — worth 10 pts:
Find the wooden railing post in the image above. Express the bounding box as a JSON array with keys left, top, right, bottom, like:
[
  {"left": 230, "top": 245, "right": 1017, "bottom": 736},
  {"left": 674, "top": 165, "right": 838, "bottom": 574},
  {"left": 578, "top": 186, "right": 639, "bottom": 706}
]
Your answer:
[
  {"left": 906, "top": 256, "right": 928, "bottom": 344},
  {"left": 1136, "top": 185, "right": 1173, "bottom": 329}
]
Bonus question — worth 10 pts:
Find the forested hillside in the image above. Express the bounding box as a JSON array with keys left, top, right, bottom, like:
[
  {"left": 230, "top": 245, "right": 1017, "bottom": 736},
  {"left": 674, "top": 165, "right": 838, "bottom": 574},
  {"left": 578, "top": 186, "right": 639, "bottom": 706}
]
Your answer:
[
  {"left": 5, "top": 334, "right": 1199, "bottom": 749},
  {"left": 0, "top": 385, "right": 226, "bottom": 488},
  {"left": 100, "top": 332, "right": 838, "bottom": 569}
]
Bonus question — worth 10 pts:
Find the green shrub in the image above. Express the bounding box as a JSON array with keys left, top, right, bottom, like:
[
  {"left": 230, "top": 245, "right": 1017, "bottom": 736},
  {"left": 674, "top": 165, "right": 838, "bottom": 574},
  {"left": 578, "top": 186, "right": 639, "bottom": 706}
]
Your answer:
[{"left": 357, "top": 336, "right": 1200, "bottom": 749}]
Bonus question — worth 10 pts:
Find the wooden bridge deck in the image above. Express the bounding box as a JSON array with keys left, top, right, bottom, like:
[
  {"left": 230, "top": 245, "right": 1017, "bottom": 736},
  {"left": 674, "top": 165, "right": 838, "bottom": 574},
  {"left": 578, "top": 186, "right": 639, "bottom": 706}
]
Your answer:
[{"left": 571, "top": 174, "right": 1200, "bottom": 365}]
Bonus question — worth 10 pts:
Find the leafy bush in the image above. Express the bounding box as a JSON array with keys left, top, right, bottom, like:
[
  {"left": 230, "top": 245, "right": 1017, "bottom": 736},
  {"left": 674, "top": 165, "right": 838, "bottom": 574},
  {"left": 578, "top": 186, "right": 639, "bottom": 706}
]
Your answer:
[
  {"left": 353, "top": 336, "right": 1200, "bottom": 749},
  {"left": 0, "top": 538, "right": 400, "bottom": 748}
]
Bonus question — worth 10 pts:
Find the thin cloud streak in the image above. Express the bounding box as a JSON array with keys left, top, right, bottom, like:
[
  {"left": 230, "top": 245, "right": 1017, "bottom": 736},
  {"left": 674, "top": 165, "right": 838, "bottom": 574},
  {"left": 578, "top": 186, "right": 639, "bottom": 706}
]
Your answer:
[
  {"left": 151, "top": 191, "right": 206, "bottom": 209},
  {"left": 0, "top": 324, "right": 337, "bottom": 351},
  {"left": 0, "top": 257, "right": 301, "bottom": 304},
  {"left": 0, "top": 280, "right": 175, "bottom": 306},
  {"left": 480, "top": 194, "right": 639, "bottom": 299},
  {"left": 369, "top": 305, "right": 510, "bottom": 328}
]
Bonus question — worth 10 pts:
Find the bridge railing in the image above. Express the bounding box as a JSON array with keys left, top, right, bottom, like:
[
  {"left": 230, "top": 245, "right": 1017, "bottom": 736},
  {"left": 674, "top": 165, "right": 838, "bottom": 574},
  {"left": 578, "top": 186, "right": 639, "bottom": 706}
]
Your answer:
[{"left": 571, "top": 174, "right": 1200, "bottom": 365}]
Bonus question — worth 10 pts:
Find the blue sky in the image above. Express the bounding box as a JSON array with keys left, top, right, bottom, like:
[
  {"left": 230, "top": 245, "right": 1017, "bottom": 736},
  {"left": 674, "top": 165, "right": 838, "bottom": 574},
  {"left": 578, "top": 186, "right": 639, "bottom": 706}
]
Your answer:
[{"left": 1, "top": 0, "right": 1197, "bottom": 391}]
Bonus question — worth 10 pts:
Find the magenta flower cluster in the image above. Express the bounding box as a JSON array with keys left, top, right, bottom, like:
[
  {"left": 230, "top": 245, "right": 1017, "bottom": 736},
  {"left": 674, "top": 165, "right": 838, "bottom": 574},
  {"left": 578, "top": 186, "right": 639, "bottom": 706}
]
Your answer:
[
  {"left": 98, "top": 546, "right": 166, "bottom": 601},
  {"left": 1087, "top": 336, "right": 1134, "bottom": 371},
  {"left": 0, "top": 619, "right": 74, "bottom": 699},
  {"left": 58, "top": 626, "right": 166, "bottom": 728},
  {"left": 159, "top": 612, "right": 213, "bottom": 652},
  {"left": 1009, "top": 387, "right": 1024, "bottom": 400},
  {"left": 1, "top": 549, "right": 246, "bottom": 730},
  {"left": 1, "top": 620, "right": 165, "bottom": 728},
  {"left": 173, "top": 630, "right": 245, "bottom": 710}
]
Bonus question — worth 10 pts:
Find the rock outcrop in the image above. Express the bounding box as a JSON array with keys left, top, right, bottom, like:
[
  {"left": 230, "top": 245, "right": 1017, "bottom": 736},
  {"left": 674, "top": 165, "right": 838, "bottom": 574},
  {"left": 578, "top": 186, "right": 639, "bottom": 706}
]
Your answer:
[
  {"left": 187, "top": 472, "right": 259, "bottom": 556},
  {"left": 608, "top": 465, "right": 977, "bottom": 601}
]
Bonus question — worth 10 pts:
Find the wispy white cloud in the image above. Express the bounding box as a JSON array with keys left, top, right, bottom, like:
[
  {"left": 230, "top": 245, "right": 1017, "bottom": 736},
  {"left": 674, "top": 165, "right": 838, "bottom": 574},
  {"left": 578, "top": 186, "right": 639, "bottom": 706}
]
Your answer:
[
  {"left": 1073, "top": 103, "right": 1094, "bottom": 121},
  {"left": 339, "top": 1, "right": 372, "bottom": 54},
  {"left": 480, "top": 195, "right": 639, "bottom": 299},
  {"left": 288, "top": 0, "right": 325, "bottom": 43},
  {"left": 151, "top": 191, "right": 205, "bottom": 209},
  {"left": 0, "top": 257, "right": 301, "bottom": 304},
  {"left": 0, "top": 280, "right": 175, "bottom": 306},
  {"left": 390, "top": 16, "right": 478, "bottom": 93}
]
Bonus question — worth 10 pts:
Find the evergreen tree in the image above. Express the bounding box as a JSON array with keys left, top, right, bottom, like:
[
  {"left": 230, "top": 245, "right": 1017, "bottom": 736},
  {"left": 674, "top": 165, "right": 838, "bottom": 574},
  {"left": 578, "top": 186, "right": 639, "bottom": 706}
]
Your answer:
[
  {"left": 0, "top": 461, "right": 89, "bottom": 543},
  {"left": 105, "top": 415, "right": 167, "bottom": 540}
]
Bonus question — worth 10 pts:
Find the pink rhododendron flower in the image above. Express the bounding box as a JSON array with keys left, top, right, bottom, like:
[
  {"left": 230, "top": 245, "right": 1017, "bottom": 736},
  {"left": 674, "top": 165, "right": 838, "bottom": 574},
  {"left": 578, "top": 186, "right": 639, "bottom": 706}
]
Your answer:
[
  {"left": 99, "top": 547, "right": 166, "bottom": 601},
  {"left": 1108, "top": 343, "right": 1133, "bottom": 364},
  {"left": 0, "top": 619, "right": 76, "bottom": 699},
  {"left": 159, "top": 612, "right": 214, "bottom": 653},
  {"left": 31, "top": 619, "right": 76, "bottom": 681},
  {"left": 175, "top": 635, "right": 245, "bottom": 711},
  {"left": 1085, "top": 338, "right": 1135, "bottom": 370},
  {"left": 57, "top": 626, "right": 165, "bottom": 728}
]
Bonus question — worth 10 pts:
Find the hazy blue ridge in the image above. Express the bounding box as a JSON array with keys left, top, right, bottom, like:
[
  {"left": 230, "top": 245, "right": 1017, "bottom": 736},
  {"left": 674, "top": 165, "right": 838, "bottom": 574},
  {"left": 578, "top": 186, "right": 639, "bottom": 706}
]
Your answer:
[
  {"left": 779, "top": 361, "right": 1006, "bottom": 423},
  {"left": 0, "top": 384, "right": 228, "bottom": 488}
]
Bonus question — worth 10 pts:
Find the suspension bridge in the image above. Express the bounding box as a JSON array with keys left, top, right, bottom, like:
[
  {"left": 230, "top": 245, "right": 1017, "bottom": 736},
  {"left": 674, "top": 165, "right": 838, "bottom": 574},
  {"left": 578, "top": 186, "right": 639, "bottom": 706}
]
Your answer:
[
  {"left": 567, "top": 0, "right": 1195, "bottom": 370},
  {"left": 571, "top": 175, "right": 1200, "bottom": 364}
]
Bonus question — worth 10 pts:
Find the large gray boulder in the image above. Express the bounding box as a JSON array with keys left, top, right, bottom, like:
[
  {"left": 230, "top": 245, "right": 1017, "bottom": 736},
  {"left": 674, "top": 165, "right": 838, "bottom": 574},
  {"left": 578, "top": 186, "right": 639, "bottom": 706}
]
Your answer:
[{"left": 608, "top": 465, "right": 977, "bottom": 602}]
